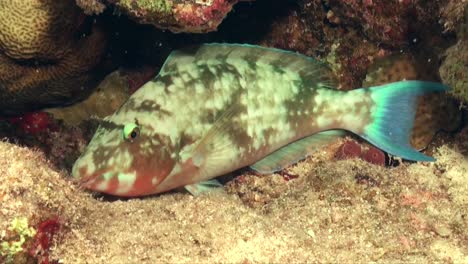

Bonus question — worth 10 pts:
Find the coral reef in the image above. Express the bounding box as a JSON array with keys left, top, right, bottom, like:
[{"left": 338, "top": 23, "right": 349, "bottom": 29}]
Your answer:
[
  {"left": 76, "top": 0, "right": 243, "bottom": 33},
  {"left": 0, "top": 0, "right": 466, "bottom": 263},
  {"left": 0, "top": 0, "right": 112, "bottom": 115},
  {"left": 326, "top": 0, "right": 411, "bottom": 47}
]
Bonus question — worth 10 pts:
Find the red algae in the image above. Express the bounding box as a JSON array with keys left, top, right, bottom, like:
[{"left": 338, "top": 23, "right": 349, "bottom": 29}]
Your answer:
[
  {"left": 29, "top": 217, "right": 61, "bottom": 264},
  {"left": 8, "top": 112, "right": 54, "bottom": 135}
]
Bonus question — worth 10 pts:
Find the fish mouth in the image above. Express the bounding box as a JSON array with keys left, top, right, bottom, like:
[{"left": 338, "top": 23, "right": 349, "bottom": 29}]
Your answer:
[
  {"left": 72, "top": 163, "right": 112, "bottom": 191},
  {"left": 73, "top": 165, "right": 143, "bottom": 196},
  {"left": 79, "top": 169, "right": 108, "bottom": 188}
]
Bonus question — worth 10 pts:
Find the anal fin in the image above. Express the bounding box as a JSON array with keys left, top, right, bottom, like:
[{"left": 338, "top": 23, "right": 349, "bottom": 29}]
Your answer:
[{"left": 250, "top": 130, "right": 346, "bottom": 174}]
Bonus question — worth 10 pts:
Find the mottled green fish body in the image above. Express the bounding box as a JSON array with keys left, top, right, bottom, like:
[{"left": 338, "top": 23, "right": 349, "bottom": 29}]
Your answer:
[{"left": 72, "top": 44, "right": 448, "bottom": 197}]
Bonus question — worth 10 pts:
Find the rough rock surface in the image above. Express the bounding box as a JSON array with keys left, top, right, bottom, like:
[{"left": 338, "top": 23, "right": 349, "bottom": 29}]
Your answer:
[
  {"left": 76, "top": 0, "right": 243, "bottom": 33},
  {"left": 439, "top": 0, "right": 468, "bottom": 105},
  {"left": 440, "top": 40, "right": 468, "bottom": 105}
]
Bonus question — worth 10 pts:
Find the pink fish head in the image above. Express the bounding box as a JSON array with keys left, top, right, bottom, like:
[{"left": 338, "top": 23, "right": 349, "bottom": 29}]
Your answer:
[{"left": 72, "top": 119, "right": 175, "bottom": 197}]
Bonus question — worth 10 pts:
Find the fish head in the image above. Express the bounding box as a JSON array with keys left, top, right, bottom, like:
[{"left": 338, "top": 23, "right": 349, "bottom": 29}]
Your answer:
[{"left": 72, "top": 116, "right": 175, "bottom": 197}]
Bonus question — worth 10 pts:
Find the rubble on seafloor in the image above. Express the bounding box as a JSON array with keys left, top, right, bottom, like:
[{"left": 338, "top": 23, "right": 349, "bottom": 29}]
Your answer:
[{"left": 0, "top": 128, "right": 467, "bottom": 263}]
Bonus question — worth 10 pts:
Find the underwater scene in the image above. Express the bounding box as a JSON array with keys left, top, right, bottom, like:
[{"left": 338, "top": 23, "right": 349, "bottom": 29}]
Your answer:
[{"left": 0, "top": 0, "right": 467, "bottom": 263}]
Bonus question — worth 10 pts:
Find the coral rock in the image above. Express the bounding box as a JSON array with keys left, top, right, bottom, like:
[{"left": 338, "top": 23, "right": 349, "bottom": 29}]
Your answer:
[
  {"left": 440, "top": 40, "right": 468, "bottom": 105},
  {"left": 75, "top": 0, "right": 106, "bottom": 15},
  {"left": 77, "top": 0, "right": 243, "bottom": 33},
  {"left": 259, "top": 9, "right": 320, "bottom": 57},
  {"left": 0, "top": 0, "right": 112, "bottom": 115}
]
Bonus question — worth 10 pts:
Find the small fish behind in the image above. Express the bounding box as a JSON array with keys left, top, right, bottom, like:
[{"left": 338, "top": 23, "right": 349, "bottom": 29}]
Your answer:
[{"left": 72, "top": 44, "right": 449, "bottom": 197}]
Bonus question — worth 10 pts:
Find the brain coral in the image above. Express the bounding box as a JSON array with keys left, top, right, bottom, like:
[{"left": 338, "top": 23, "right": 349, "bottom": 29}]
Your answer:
[{"left": 0, "top": 0, "right": 112, "bottom": 115}]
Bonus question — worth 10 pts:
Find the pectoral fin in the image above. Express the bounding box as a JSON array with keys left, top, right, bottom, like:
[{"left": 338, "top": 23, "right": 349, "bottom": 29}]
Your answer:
[
  {"left": 250, "top": 130, "right": 346, "bottom": 174},
  {"left": 188, "top": 102, "right": 244, "bottom": 179}
]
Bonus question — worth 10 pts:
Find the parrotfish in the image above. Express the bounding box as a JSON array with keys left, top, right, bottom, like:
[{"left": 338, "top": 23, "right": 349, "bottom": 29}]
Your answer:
[{"left": 72, "top": 44, "right": 448, "bottom": 197}]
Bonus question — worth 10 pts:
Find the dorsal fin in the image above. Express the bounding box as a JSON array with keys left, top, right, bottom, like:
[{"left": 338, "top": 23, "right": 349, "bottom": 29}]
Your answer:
[
  {"left": 160, "top": 43, "right": 338, "bottom": 88},
  {"left": 250, "top": 130, "right": 346, "bottom": 174}
]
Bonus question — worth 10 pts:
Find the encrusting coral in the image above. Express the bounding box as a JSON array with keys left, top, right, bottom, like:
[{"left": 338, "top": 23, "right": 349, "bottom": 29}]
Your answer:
[
  {"left": 0, "top": 0, "right": 112, "bottom": 115},
  {"left": 439, "top": 40, "right": 468, "bottom": 106},
  {"left": 76, "top": 0, "right": 244, "bottom": 33},
  {"left": 326, "top": 0, "right": 415, "bottom": 47}
]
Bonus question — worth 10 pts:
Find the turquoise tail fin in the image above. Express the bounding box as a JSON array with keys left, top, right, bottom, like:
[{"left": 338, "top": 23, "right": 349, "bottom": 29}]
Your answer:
[{"left": 359, "top": 80, "right": 449, "bottom": 162}]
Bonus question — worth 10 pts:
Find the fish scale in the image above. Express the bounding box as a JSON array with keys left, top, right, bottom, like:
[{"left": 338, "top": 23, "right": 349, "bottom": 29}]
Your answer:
[{"left": 72, "top": 43, "right": 448, "bottom": 197}]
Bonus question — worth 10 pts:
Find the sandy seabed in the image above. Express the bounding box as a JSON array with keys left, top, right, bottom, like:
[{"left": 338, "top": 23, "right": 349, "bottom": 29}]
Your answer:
[{"left": 1, "top": 128, "right": 467, "bottom": 263}]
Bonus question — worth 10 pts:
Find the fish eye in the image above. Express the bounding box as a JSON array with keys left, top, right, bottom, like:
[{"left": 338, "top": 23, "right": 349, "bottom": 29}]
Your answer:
[{"left": 123, "top": 123, "right": 140, "bottom": 141}]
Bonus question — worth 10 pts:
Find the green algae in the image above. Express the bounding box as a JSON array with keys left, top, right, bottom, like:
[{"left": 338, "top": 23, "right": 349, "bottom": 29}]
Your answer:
[{"left": 0, "top": 217, "right": 36, "bottom": 264}]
